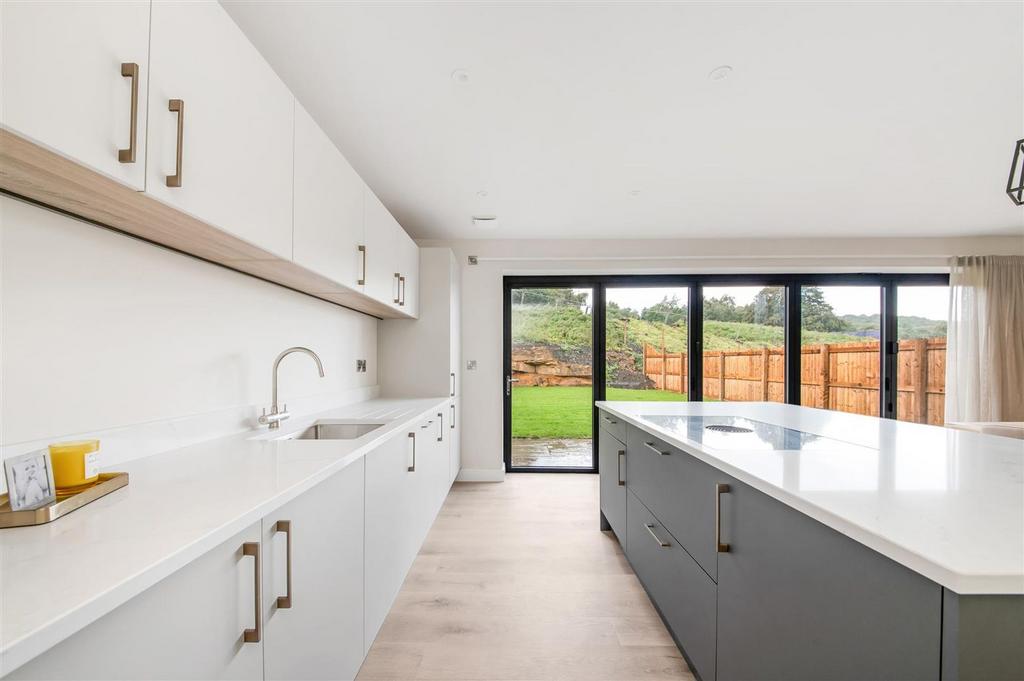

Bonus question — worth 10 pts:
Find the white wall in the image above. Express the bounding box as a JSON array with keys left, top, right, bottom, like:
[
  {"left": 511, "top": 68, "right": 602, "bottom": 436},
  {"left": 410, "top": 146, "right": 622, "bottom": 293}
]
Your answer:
[
  {"left": 0, "top": 197, "right": 379, "bottom": 482},
  {"left": 419, "top": 235, "right": 1024, "bottom": 481}
]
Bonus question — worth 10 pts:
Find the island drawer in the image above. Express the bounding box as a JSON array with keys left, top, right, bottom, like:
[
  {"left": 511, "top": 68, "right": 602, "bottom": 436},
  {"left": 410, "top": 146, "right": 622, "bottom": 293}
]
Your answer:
[
  {"left": 598, "top": 409, "right": 627, "bottom": 444},
  {"left": 626, "top": 489, "right": 716, "bottom": 681},
  {"left": 625, "top": 424, "right": 723, "bottom": 581},
  {"left": 598, "top": 428, "right": 627, "bottom": 541}
]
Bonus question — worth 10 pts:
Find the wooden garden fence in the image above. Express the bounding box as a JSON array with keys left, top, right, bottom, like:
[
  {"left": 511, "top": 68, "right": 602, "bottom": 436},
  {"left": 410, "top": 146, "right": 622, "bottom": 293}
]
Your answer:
[{"left": 643, "top": 339, "right": 946, "bottom": 424}]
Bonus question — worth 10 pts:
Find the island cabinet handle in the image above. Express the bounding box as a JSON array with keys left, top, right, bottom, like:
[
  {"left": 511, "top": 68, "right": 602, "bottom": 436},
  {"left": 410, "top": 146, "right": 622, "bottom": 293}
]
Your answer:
[
  {"left": 603, "top": 415, "right": 618, "bottom": 425},
  {"left": 644, "top": 523, "right": 670, "bottom": 548},
  {"left": 716, "top": 483, "right": 731, "bottom": 553},
  {"left": 407, "top": 432, "right": 416, "bottom": 472},
  {"left": 617, "top": 450, "right": 625, "bottom": 486},
  {"left": 643, "top": 441, "right": 670, "bottom": 456},
  {"left": 357, "top": 245, "right": 366, "bottom": 285},
  {"left": 118, "top": 63, "right": 139, "bottom": 163},
  {"left": 242, "top": 542, "right": 262, "bottom": 643},
  {"left": 275, "top": 520, "right": 293, "bottom": 609},
  {"left": 166, "top": 98, "right": 184, "bottom": 187}
]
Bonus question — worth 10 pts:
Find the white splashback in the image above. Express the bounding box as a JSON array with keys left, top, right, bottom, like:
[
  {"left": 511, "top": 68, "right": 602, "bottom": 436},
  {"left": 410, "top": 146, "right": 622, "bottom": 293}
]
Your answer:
[{"left": 0, "top": 196, "right": 379, "bottom": 488}]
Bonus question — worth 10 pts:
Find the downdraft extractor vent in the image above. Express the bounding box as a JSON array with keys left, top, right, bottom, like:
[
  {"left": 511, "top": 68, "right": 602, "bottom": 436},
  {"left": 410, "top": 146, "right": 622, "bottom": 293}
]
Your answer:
[{"left": 705, "top": 424, "right": 753, "bottom": 434}]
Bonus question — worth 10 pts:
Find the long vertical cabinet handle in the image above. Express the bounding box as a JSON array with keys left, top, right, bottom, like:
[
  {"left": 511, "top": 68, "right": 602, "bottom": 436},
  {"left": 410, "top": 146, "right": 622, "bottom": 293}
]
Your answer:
[
  {"left": 438, "top": 412, "right": 444, "bottom": 441},
  {"left": 118, "top": 63, "right": 139, "bottom": 163},
  {"left": 275, "top": 520, "right": 293, "bottom": 609},
  {"left": 407, "top": 432, "right": 416, "bottom": 472},
  {"left": 399, "top": 276, "right": 406, "bottom": 306},
  {"left": 393, "top": 273, "right": 401, "bottom": 304},
  {"left": 450, "top": 372, "right": 456, "bottom": 397},
  {"left": 166, "top": 99, "right": 184, "bottom": 187},
  {"left": 617, "top": 450, "right": 625, "bottom": 486},
  {"left": 242, "top": 542, "right": 262, "bottom": 643},
  {"left": 450, "top": 402, "right": 455, "bottom": 429},
  {"left": 716, "top": 483, "right": 731, "bottom": 553},
  {"left": 357, "top": 245, "right": 366, "bottom": 285}
]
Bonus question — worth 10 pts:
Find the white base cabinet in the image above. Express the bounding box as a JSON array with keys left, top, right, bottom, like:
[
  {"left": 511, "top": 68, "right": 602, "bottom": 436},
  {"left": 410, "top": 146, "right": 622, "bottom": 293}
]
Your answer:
[
  {"left": 1, "top": 0, "right": 151, "bottom": 190},
  {"left": 11, "top": 522, "right": 264, "bottom": 680},
  {"left": 262, "top": 461, "right": 364, "bottom": 681}
]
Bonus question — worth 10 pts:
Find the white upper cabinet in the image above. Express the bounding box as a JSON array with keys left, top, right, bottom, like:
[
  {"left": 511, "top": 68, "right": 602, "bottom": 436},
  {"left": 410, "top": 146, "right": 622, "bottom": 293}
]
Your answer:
[
  {"left": 362, "top": 188, "right": 400, "bottom": 307},
  {"left": 293, "top": 102, "right": 365, "bottom": 290},
  {"left": 147, "top": 0, "right": 293, "bottom": 260},
  {"left": 0, "top": 1, "right": 151, "bottom": 190}
]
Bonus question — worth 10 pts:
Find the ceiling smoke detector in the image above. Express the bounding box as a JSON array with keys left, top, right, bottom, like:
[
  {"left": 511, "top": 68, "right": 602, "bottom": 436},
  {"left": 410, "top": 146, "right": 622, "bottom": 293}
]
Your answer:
[
  {"left": 708, "top": 65, "right": 733, "bottom": 81},
  {"left": 472, "top": 214, "right": 498, "bottom": 228}
]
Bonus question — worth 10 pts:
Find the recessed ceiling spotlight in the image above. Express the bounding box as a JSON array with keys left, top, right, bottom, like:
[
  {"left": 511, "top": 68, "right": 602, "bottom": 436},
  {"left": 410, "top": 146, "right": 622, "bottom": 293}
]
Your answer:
[
  {"left": 451, "top": 69, "right": 471, "bottom": 84},
  {"left": 708, "top": 65, "right": 733, "bottom": 81},
  {"left": 628, "top": 189, "right": 641, "bottom": 197},
  {"left": 472, "top": 214, "right": 498, "bottom": 228},
  {"left": 476, "top": 190, "right": 489, "bottom": 198}
]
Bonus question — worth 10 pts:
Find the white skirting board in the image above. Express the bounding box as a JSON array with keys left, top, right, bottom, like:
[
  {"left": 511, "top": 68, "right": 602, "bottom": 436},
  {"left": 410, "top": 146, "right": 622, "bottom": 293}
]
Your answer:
[{"left": 456, "top": 468, "right": 506, "bottom": 482}]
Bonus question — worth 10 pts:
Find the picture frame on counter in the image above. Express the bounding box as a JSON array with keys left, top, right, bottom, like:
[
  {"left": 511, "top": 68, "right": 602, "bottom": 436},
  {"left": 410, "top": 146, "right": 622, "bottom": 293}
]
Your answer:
[{"left": 4, "top": 450, "right": 57, "bottom": 511}]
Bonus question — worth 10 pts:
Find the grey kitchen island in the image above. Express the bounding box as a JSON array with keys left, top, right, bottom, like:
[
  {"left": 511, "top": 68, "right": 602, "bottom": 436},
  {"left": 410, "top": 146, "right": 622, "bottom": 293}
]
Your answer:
[{"left": 596, "top": 401, "right": 1024, "bottom": 681}]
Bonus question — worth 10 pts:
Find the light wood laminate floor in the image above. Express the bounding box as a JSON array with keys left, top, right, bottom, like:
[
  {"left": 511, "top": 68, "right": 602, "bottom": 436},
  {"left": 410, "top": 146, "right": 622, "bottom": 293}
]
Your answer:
[{"left": 357, "top": 474, "right": 694, "bottom": 681}]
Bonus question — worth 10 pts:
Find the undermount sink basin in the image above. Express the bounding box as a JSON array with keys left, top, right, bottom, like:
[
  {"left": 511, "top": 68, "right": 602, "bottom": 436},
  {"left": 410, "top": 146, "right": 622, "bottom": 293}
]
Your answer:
[{"left": 288, "top": 421, "right": 384, "bottom": 440}]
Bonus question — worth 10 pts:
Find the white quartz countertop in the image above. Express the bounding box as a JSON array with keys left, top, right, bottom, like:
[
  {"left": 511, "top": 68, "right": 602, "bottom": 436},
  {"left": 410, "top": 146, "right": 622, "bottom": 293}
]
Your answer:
[
  {"left": 0, "top": 397, "right": 448, "bottom": 676},
  {"left": 596, "top": 401, "right": 1024, "bottom": 596}
]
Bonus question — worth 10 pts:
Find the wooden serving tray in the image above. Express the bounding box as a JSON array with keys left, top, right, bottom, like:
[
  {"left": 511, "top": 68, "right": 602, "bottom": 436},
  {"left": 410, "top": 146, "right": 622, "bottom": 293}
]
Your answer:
[{"left": 0, "top": 472, "right": 129, "bottom": 528}]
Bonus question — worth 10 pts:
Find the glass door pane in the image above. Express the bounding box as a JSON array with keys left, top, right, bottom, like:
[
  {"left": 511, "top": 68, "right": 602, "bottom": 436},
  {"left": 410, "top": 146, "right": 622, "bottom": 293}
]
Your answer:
[
  {"left": 896, "top": 285, "right": 948, "bottom": 424},
  {"left": 702, "top": 286, "right": 785, "bottom": 402},
  {"left": 509, "top": 287, "right": 594, "bottom": 469},
  {"left": 799, "top": 285, "right": 881, "bottom": 416},
  {"left": 605, "top": 287, "right": 689, "bottom": 401}
]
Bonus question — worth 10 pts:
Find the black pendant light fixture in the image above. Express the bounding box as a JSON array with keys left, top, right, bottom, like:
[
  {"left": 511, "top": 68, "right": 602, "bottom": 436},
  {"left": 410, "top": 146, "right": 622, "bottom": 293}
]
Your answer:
[{"left": 1007, "top": 138, "right": 1024, "bottom": 205}]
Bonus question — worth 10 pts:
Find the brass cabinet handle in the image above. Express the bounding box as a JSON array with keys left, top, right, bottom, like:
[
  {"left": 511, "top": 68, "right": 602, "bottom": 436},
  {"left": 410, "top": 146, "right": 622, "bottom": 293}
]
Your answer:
[
  {"left": 357, "top": 245, "right": 366, "bottom": 285},
  {"left": 644, "top": 523, "right": 670, "bottom": 548},
  {"left": 450, "top": 372, "right": 456, "bottom": 397},
  {"left": 617, "top": 450, "right": 625, "bottom": 486},
  {"left": 166, "top": 99, "right": 184, "bottom": 187},
  {"left": 399, "top": 275, "right": 406, "bottom": 306},
  {"left": 407, "top": 432, "right": 416, "bottom": 472},
  {"left": 275, "top": 520, "right": 293, "bottom": 609},
  {"left": 716, "top": 483, "right": 731, "bottom": 553},
  {"left": 643, "top": 441, "right": 670, "bottom": 456},
  {"left": 393, "top": 273, "right": 401, "bottom": 304},
  {"left": 450, "top": 402, "right": 455, "bottom": 429},
  {"left": 438, "top": 412, "right": 444, "bottom": 442},
  {"left": 242, "top": 542, "right": 262, "bottom": 643},
  {"left": 118, "top": 63, "right": 139, "bottom": 163}
]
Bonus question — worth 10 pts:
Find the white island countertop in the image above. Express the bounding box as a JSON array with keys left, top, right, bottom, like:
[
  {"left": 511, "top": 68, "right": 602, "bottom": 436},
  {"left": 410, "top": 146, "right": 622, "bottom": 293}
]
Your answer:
[
  {"left": 0, "top": 397, "right": 448, "bottom": 676},
  {"left": 596, "top": 401, "right": 1024, "bottom": 596}
]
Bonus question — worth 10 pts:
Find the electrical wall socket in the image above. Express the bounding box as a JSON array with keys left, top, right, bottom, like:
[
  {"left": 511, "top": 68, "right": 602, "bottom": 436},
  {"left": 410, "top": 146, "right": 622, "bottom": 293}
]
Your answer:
[
  {"left": 466, "top": 360, "right": 477, "bottom": 370},
  {"left": 356, "top": 359, "right": 367, "bottom": 373}
]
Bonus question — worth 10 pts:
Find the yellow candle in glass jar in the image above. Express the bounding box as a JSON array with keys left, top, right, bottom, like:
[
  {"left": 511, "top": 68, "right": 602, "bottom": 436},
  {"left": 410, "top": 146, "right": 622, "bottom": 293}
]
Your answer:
[{"left": 49, "top": 440, "right": 101, "bottom": 491}]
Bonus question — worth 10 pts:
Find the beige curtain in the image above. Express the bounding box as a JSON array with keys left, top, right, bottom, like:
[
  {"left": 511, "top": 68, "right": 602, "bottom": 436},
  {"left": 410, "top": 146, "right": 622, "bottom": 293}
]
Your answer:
[{"left": 945, "top": 255, "right": 1024, "bottom": 422}]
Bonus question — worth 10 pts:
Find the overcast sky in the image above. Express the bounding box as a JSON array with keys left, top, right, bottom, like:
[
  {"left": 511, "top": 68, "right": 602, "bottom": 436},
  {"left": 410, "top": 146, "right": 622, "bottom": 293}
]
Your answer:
[{"left": 592, "top": 285, "right": 948, "bottom": 321}]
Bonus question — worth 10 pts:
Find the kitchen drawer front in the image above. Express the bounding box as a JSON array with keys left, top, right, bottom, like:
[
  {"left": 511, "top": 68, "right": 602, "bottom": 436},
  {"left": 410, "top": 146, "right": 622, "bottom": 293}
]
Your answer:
[
  {"left": 625, "top": 425, "right": 721, "bottom": 581},
  {"left": 626, "top": 490, "right": 717, "bottom": 681},
  {"left": 598, "top": 429, "right": 627, "bottom": 541},
  {"left": 598, "top": 409, "right": 627, "bottom": 445}
]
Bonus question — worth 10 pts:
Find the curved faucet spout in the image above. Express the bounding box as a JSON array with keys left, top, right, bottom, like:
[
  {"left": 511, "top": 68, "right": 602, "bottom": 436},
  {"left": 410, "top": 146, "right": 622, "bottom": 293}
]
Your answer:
[{"left": 263, "top": 347, "right": 326, "bottom": 429}]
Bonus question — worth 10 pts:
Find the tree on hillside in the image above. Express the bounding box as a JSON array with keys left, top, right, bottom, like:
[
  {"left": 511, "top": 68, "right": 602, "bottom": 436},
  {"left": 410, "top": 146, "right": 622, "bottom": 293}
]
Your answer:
[
  {"left": 704, "top": 294, "right": 745, "bottom": 322},
  {"left": 641, "top": 295, "right": 687, "bottom": 326},
  {"left": 749, "top": 288, "right": 784, "bottom": 326},
  {"left": 801, "top": 287, "right": 848, "bottom": 332}
]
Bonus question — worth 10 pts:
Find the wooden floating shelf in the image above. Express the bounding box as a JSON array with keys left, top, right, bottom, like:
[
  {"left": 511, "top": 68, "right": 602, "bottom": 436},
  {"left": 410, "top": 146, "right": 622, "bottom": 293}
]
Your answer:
[{"left": 0, "top": 128, "right": 407, "bottom": 320}]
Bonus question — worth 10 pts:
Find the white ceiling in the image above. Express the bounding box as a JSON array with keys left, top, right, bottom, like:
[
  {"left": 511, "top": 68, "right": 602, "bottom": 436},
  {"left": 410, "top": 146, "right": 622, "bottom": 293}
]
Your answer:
[{"left": 222, "top": 1, "right": 1024, "bottom": 241}]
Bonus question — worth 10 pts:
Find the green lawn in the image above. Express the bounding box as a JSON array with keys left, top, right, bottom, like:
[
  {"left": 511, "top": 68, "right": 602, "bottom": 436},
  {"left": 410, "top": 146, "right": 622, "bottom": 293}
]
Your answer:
[{"left": 512, "top": 386, "right": 686, "bottom": 439}]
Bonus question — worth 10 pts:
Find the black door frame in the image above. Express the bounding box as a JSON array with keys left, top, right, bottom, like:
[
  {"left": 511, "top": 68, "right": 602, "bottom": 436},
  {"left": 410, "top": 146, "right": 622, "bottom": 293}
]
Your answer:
[{"left": 503, "top": 272, "right": 948, "bottom": 474}]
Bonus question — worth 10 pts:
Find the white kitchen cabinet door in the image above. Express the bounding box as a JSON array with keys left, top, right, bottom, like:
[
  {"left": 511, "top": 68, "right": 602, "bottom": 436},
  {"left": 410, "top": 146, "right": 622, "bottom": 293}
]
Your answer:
[
  {"left": 364, "top": 429, "right": 422, "bottom": 651},
  {"left": 397, "top": 229, "right": 420, "bottom": 318},
  {"left": 10, "top": 522, "right": 264, "bottom": 680},
  {"left": 293, "top": 102, "right": 365, "bottom": 291},
  {"left": 262, "top": 462, "right": 364, "bottom": 681},
  {"left": 362, "top": 188, "right": 400, "bottom": 308},
  {"left": 147, "top": 0, "right": 294, "bottom": 259},
  {"left": 1, "top": 1, "right": 150, "bottom": 190}
]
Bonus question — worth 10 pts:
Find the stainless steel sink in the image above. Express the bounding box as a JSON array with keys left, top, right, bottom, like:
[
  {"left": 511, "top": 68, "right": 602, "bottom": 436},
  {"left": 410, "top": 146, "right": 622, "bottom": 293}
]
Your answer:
[{"left": 288, "top": 421, "right": 384, "bottom": 440}]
